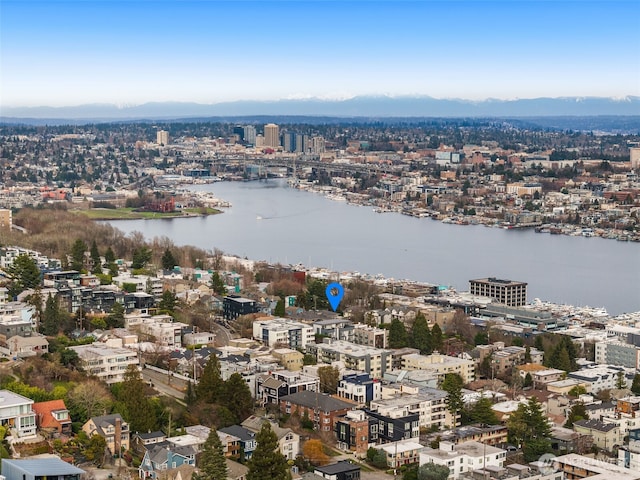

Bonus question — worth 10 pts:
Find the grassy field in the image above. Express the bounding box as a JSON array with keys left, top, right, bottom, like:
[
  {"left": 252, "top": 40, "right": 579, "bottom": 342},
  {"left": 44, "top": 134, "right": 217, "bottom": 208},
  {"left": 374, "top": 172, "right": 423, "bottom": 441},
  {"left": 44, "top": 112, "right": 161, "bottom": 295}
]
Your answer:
[{"left": 75, "top": 207, "right": 222, "bottom": 220}]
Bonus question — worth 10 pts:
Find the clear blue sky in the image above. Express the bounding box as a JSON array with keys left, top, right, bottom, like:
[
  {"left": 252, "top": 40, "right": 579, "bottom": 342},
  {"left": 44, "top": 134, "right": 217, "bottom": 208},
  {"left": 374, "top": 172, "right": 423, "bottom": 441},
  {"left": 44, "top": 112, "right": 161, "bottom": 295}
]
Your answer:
[{"left": 1, "top": 0, "right": 639, "bottom": 107}]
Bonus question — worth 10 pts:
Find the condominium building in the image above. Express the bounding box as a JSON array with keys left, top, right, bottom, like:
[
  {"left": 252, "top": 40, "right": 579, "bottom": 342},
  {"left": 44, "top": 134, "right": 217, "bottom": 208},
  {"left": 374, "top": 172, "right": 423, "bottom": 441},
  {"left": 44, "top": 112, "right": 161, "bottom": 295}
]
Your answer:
[
  {"left": 595, "top": 341, "right": 640, "bottom": 369},
  {"left": 264, "top": 123, "right": 280, "bottom": 148},
  {"left": 369, "top": 388, "right": 450, "bottom": 430},
  {"left": 419, "top": 441, "right": 506, "bottom": 480},
  {"left": 253, "top": 318, "right": 315, "bottom": 349},
  {"left": 243, "top": 125, "right": 257, "bottom": 146},
  {"left": 69, "top": 342, "right": 139, "bottom": 384},
  {"left": 307, "top": 339, "right": 393, "bottom": 379},
  {"left": 469, "top": 278, "right": 527, "bottom": 307},
  {"left": 157, "top": 130, "right": 169, "bottom": 145},
  {"left": 402, "top": 353, "right": 475, "bottom": 384}
]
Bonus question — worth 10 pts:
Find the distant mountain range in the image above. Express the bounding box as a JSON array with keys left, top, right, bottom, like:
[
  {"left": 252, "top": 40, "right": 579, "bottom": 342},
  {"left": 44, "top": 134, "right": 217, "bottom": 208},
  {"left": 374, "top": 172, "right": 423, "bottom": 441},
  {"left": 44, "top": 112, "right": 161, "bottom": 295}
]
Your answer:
[{"left": 2, "top": 95, "right": 639, "bottom": 123}]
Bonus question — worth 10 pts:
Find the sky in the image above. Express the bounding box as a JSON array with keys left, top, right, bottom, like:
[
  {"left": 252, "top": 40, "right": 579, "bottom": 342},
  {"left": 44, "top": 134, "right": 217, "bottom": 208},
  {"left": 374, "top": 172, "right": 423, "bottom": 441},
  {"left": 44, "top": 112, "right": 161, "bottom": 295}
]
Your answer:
[{"left": 1, "top": 0, "right": 639, "bottom": 108}]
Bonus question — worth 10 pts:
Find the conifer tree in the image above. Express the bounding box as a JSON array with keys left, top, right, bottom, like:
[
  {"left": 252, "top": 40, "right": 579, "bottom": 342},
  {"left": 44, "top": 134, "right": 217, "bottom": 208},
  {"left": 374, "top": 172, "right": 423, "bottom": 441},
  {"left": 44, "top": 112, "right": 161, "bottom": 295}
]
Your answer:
[
  {"left": 247, "top": 423, "right": 288, "bottom": 480},
  {"left": 412, "top": 312, "right": 432, "bottom": 354},
  {"left": 90, "top": 240, "right": 102, "bottom": 274},
  {"left": 119, "top": 365, "right": 156, "bottom": 433},
  {"left": 193, "top": 428, "right": 227, "bottom": 480},
  {"left": 6, "top": 254, "right": 42, "bottom": 298},
  {"left": 389, "top": 318, "right": 408, "bottom": 348},
  {"left": 70, "top": 238, "right": 87, "bottom": 272},
  {"left": 223, "top": 373, "right": 254, "bottom": 422},
  {"left": 431, "top": 323, "right": 444, "bottom": 352},
  {"left": 210, "top": 271, "right": 227, "bottom": 295},
  {"left": 441, "top": 373, "right": 464, "bottom": 427},
  {"left": 197, "top": 353, "right": 223, "bottom": 403}
]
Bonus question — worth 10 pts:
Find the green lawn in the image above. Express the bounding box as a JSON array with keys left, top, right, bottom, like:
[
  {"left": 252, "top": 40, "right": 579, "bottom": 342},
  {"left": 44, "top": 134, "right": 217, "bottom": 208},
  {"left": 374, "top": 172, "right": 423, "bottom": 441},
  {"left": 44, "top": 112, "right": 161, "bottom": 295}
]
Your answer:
[{"left": 75, "top": 207, "right": 221, "bottom": 220}]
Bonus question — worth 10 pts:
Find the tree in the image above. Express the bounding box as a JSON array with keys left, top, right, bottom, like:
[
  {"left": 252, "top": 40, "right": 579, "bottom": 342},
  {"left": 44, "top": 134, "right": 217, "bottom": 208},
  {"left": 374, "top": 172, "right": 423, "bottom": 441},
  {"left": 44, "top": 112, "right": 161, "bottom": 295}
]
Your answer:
[
  {"left": 247, "top": 423, "right": 289, "bottom": 480},
  {"left": 197, "top": 354, "right": 223, "bottom": 403},
  {"left": 318, "top": 365, "right": 340, "bottom": 395},
  {"left": 523, "top": 372, "right": 533, "bottom": 388},
  {"left": 506, "top": 397, "right": 551, "bottom": 462},
  {"left": 418, "top": 463, "right": 451, "bottom": 480},
  {"left": 90, "top": 240, "right": 102, "bottom": 274},
  {"left": 616, "top": 371, "right": 627, "bottom": 390},
  {"left": 469, "top": 397, "right": 499, "bottom": 425},
  {"left": 631, "top": 374, "right": 640, "bottom": 395},
  {"left": 161, "top": 248, "right": 178, "bottom": 271},
  {"left": 84, "top": 434, "right": 107, "bottom": 466},
  {"left": 389, "top": 318, "right": 408, "bottom": 348},
  {"left": 158, "top": 290, "right": 177, "bottom": 315},
  {"left": 478, "top": 354, "right": 494, "bottom": 379},
  {"left": 524, "top": 345, "right": 532, "bottom": 363},
  {"left": 441, "top": 373, "right": 464, "bottom": 427},
  {"left": 118, "top": 365, "right": 156, "bottom": 433},
  {"left": 411, "top": 312, "right": 432, "bottom": 354},
  {"left": 274, "top": 298, "right": 286, "bottom": 317},
  {"left": 41, "top": 293, "right": 62, "bottom": 336},
  {"left": 67, "top": 380, "right": 113, "bottom": 421},
  {"left": 431, "top": 323, "right": 443, "bottom": 352},
  {"left": 568, "top": 385, "right": 587, "bottom": 398},
  {"left": 474, "top": 332, "right": 489, "bottom": 345},
  {"left": 70, "top": 238, "right": 87, "bottom": 272},
  {"left": 303, "top": 439, "right": 329, "bottom": 466},
  {"left": 6, "top": 254, "right": 41, "bottom": 298},
  {"left": 565, "top": 402, "right": 589, "bottom": 428},
  {"left": 193, "top": 427, "right": 227, "bottom": 480},
  {"left": 210, "top": 271, "right": 227, "bottom": 295},
  {"left": 223, "top": 373, "right": 254, "bottom": 422},
  {"left": 106, "top": 302, "right": 125, "bottom": 329},
  {"left": 132, "top": 247, "right": 152, "bottom": 270},
  {"left": 104, "top": 246, "right": 116, "bottom": 264}
]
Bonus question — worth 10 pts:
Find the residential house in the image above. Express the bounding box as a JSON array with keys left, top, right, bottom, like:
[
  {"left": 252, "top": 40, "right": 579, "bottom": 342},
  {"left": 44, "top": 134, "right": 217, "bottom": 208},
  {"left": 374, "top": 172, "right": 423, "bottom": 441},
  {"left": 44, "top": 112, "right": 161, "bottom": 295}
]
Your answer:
[
  {"left": 364, "top": 408, "right": 419, "bottom": 443},
  {"left": 257, "top": 370, "right": 319, "bottom": 406},
  {"left": 337, "top": 373, "right": 382, "bottom": 405},
  {"left": 0, "top": 389, "right": 36, "bottom": 437},
  {"left": 226, "top": 458, "right": 249, "bottom": 480},
  {"left": 573, "top": 419, "right": 618, "bottom": 451},
  {"left": 0, "top": 335, "right": 49, "bottom": 358},
  {"left": 82, "top": 414, "right": 130, "bottom": 455},
  {"left": 132, "top": 431, "right": 167, "bottom": 454},
  {"left": 240, "top": 416, "right": 300, "bottom": 460},
  {"left": 219, "top": 425, "right": 257, "bottom": 461},
  {"left": 1, "top": 457, "right": 85, "bottom": 480},
  {"left": 32, "top": 399, "right": 71, "bottom": 435},
  {"left": 138, "top": 443, "right": 196, "bottom": 479},
  {"left": 218, "top": 430, "right": 241, "bottom": 458}
]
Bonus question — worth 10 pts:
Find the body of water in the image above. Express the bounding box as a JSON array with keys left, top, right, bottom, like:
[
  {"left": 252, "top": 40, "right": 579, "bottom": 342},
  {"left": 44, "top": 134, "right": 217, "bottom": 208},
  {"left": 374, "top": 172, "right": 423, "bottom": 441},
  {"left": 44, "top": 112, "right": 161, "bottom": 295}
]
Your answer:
[{"left": 107, "top": 179, "right": 640, "bottom": 315}]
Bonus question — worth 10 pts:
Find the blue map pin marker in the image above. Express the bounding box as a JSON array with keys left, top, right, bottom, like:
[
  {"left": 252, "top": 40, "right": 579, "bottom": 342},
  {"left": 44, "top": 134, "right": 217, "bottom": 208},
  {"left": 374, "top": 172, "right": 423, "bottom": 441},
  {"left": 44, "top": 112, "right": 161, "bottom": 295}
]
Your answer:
[{"left": 326, "top": 282, "right": 344, "bottom": 312}]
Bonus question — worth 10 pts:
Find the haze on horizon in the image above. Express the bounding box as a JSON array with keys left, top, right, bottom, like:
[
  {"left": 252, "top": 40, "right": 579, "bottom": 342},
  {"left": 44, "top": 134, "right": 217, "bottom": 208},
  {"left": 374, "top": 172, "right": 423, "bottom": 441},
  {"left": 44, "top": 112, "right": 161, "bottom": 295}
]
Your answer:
[{"left": 1, "top": 0, "right": 639, "bottom": 109}]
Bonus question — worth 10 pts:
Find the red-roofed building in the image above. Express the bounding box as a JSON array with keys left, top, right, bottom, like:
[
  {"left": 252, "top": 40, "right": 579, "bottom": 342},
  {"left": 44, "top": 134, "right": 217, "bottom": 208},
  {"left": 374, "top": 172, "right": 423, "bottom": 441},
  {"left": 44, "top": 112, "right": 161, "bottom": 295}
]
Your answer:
[{"left": 33, "top": 399, "right": 72, "bottom": 435}]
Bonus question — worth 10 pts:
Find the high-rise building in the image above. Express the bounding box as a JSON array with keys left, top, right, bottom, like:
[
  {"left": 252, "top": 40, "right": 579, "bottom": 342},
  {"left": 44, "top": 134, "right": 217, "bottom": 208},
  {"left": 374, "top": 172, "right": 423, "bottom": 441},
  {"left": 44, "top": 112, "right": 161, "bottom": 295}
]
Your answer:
[
  {"left": 295, "top": 134, "right": 306, "bottom": 153},
  {"left": 282, "top": 132, "right": 295, "bottom": 152},
  {"left": 469, "top": 277, "right": 528, "bottom": 307},
  {"left": 156, "top": 130, "right": 169, "bottom": 145},
  {"left": 243, "top": 125, "right": 256, "bottom": 146},
  {"left": 233, "top": 126, "right": 245, "bottom": 142},
  {"left": 310, "top": 136, "right": 325, "bottom": 154},
  {"left": 630, "top": 147, "right": 640, "bottom": 170},
  {"left": 264, "top": 123, "right": 280, "bottom": 148}
]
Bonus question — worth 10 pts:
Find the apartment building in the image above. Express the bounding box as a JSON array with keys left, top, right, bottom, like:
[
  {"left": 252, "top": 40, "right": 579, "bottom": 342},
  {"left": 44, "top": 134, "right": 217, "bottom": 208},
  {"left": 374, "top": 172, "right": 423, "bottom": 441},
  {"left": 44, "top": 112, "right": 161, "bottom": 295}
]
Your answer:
[
  {"left": 369, "top": 388, "right": 450, "bottom": 430},
  {"left": 338, "top": 373, "right": 382, "bottom": 405},
  {"left": 307, "top": 340, "right": 393, "bottom": 379},
  {"left": 253, "top": 317, "right": 314, "bottom": 349},
  {"left": 352, "top": 324, "right": 388, "bottom": 349},
  {"left": 402, "top": 353, "right": 475, "bottom": 384},
  {"left": 419, "top": 441, "right": 506, "bottom": 480},
  {"left": 469, "top": 278, "right": 527, "bottom": 307},
  {"left": 69, "top": 342, "right": 139, "bottom": 384},
  {"left": 595, "top": 341, "right": 640, "bottom": 369}
]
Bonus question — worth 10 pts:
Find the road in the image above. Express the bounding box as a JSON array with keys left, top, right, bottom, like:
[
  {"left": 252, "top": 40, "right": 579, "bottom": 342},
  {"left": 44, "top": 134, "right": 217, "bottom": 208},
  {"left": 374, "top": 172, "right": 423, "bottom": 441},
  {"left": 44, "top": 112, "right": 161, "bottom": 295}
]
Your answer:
[{"left": 141, "top": 367, "right": 187, "bottom": 405}]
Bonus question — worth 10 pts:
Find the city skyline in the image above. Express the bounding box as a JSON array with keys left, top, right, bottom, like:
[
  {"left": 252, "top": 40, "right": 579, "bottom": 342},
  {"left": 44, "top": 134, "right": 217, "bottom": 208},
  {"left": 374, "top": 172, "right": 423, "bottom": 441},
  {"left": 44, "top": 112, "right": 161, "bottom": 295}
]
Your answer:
[{"left": 1, "top": 0, "right": 639, "bottom": 109}]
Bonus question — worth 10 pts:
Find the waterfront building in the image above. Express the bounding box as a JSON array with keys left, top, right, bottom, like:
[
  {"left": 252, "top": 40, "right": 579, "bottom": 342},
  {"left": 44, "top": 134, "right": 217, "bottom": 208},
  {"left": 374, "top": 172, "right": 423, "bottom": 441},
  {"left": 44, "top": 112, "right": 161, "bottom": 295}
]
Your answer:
[{"left": 469, "top": 278, "right": 527, "bottom": 307}]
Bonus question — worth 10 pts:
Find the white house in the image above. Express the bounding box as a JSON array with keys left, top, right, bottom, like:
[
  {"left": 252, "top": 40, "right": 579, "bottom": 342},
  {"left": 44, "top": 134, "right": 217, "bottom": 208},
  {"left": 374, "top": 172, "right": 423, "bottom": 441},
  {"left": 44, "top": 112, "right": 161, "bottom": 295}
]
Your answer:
[{"left": 419, "top": 441, "right": 506, "bottom": 480}]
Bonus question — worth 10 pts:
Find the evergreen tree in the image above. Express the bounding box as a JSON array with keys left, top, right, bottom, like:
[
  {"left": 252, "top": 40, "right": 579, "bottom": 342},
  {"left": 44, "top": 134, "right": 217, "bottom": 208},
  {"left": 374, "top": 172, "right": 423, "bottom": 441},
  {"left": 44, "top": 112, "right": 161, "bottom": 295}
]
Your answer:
[
  {"left": 41, "top": 293, "right": 61, "bottom": 336},
  {"left": 185, "top": 381, "right": 196, "bottom": 405},
  {"left": 564, "top": 402, "right": 588, "bottom": 428},
  {"left": 431, "top": 323, "right": 444, "bottom": 352},
  {"left": 197, "top": 354, "right": 223, "bottom": 403},
  {"left": 631, "top": 374, "right": 640, "bottom": 395},
  {"left": 210, "top": 271, "right": 227, "bottom": 296},
  {"left": 104, "top": 246, "right": 116, "bottom": 264},
  {"left": 223, "top": 373, "right": 254, "bottom": 422},
  {"left": 506, "top": 397, "right": 551, "bottom": 462},
  {"left": 6, "top": 254, "right": 41, "bottom": 298},
  {"left": 118, "top": 365, "right": 156, "bottom": 433},
  {"left": 193, "top": 427, "right": 227, "bottom": 480},
  {"left": 441, "top": 373, "right": 464, "bottom": 427},
  {"left": 616, "top": 371, "right": 627, "bottom": 389},
  {"left": 106, "top": 302, "right": 125, "bottom": 329},
  {"left": 70, "top": 238, "right": 88, "bottom": 272},
  {"left": 161, "top": 248, "right": 178, "bottom": 271},
  {"left": 247, "top": 423, "right": 289, "bottom": 480},
  {"left": 524, "top": 345, "right": 532, "bottom": 363},
  {"left": 418, "top": 463, "right": 451, "bottom": 480},
  {"left": 523, "top": 372, "right": 533, "bottom": 388},
  {"left": 132, "top": 247, "right": 152, "bottom": 270},
  {"left": 158, "top": 290, "right": 177, "bottom": 315},
  {"left": 90, "top": 240, "right": 102, "bottom": 274},
  {"left": 412, "top": 312, "right": 432, "bottom": 354},
  {"left": 469, "top": 397, "right": 499, "bottom": 425},
  {"left": 274, "top": 298, "right": 286, "bottom": 317},
  {"left": 389, "top": 318, "right": 408, "bottom": 348},
  {"left": 555, "top": 348, "right": 572, "bottom": 372}
]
